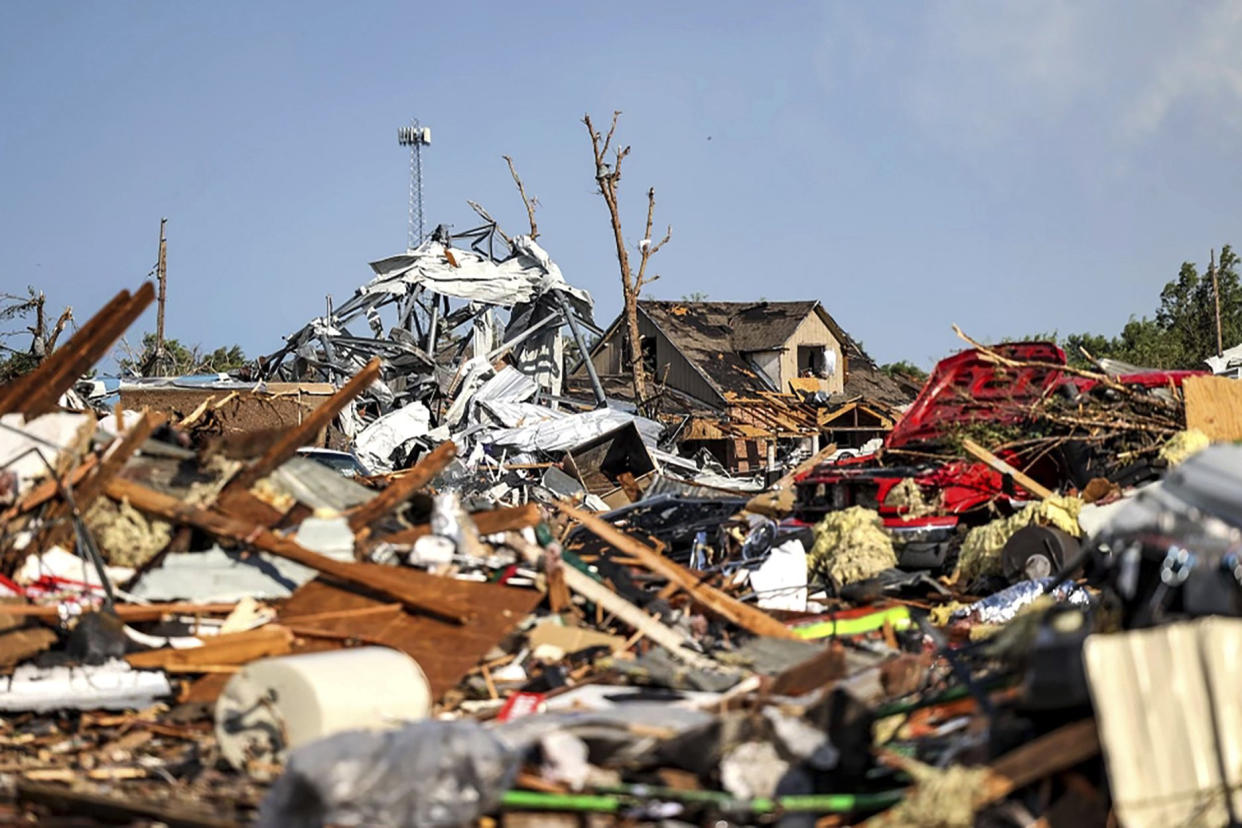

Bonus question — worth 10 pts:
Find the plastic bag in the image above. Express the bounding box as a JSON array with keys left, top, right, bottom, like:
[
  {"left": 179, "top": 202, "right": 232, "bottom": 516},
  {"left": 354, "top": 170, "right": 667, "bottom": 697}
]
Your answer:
[{"left": 258, "top": 719, "right": 519, "bottom": 827}]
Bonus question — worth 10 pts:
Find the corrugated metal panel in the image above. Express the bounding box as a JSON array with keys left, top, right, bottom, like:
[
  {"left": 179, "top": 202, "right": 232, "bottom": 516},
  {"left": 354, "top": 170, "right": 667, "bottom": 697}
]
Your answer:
[
  {"left": 269, "top": 456, "right": 377, "bottom": 511},
  {"left": 473, "top": 366, "right": 538, "bottom": 403}
]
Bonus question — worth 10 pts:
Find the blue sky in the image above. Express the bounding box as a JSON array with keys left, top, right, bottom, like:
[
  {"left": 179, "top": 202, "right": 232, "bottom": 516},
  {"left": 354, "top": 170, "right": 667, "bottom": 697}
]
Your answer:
[{"left": 3, "top": 2, "right": 1241, "bottom": 370}]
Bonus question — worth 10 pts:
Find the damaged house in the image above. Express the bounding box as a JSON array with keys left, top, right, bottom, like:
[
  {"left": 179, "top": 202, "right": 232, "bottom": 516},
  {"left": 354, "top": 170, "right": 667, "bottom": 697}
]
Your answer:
[{"left": 573, "top": 300, "right": 916, "bottom": 472}]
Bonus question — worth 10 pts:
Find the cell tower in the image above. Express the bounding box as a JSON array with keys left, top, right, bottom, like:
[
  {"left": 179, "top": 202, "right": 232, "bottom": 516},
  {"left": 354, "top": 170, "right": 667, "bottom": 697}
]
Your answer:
[{"left": 397, "top": 118, "right": 432, "bottom": 250}]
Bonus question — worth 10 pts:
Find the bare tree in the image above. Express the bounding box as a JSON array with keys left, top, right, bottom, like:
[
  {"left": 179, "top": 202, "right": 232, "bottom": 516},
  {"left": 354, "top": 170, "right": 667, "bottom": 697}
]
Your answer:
[
  {"left": 502, "top": 155, "right": 539, "bottom": 239},
  {"left": 583, "top": 111, "right": 671, "bottom": 411},
  {"left": 0, "top": 288, "right": 72, "bottom": 365}
]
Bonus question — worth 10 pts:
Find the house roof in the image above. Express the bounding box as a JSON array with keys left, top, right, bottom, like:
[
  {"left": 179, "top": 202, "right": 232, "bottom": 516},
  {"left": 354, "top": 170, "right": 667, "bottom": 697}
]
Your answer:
[
  {"left": 639, "top": 300, "right": 823, "bottom": 354},
  {"left": 637, "top": 300, "right": 844, "bottom": 397},
  {"left": 580, "top": 299, "right": 919, "bottom": 409}
]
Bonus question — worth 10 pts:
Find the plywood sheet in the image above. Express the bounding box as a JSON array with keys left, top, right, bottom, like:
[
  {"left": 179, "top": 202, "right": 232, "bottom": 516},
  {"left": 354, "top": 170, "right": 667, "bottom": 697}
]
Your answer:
[
  {"left": 279, "top": 565, "right": 541, "bottom": 699},
  {"left": 1184, "top": 375, "right": 1242, "bottom": 442}
]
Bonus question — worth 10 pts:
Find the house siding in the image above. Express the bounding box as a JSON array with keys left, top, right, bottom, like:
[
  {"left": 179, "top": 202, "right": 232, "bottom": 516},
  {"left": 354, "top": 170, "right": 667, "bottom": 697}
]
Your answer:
[
  {"left": 778, "top": 313, "right": 844, "bottom": 394},
  {"left": 586, "top": 313, "right": 725, "bottom": 406}
]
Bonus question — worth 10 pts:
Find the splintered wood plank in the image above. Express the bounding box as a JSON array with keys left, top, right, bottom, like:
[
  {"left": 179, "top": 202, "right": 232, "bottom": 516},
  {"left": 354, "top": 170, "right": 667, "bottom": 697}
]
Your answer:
[
  {"left": 373, "top": 502, "right": 542, "bottom": 546},
  {"left": 346, "top": 440, "right": 457, "bottom": 531},
  {"left": 279, "top": 568, "right": 542, "bottom": 699},
  {"left": 125, "top": 626, "right": 294, "bottom": 670},
  {"left": 106, "top": 476, "right": 471, "bottom": 624},
  {"left": 0, "top": 289, "right": 132, "bottom": 415},
  {"left": 961, "top": 438, "right": 1055, "bottom": 500},
  {"left": 1184, "top": 375, "right": 1242, "bottom": 442},
  {"left": 216, "top": 357, "right": 382, "bottom": 508},
  {"left": 553, "top": 500, "right": 798, "bottom": 640}
]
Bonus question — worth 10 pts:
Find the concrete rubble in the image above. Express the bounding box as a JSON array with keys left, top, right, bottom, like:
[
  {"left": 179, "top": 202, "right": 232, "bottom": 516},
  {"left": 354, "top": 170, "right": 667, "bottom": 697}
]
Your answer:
[{"left": 1, "top": 225, "right": 1241, "bottom": 827}]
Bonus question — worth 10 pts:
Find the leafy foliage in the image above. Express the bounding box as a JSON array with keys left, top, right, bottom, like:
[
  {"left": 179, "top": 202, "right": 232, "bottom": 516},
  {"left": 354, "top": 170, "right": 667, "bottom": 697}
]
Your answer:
[
  {"left": 880, "top": 360, "right": 929, "bottom": 383},
  {"left": 1015, "top": 247, "right": 1241, "bottom": 370},
  {"left": 118, "top": 333, "right": 248, "bottom": 376}
]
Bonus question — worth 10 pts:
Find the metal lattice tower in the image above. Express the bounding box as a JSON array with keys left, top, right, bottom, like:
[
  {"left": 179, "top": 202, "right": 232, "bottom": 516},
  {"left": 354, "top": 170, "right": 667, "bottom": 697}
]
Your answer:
[{"left": 397, "top": 118, "right": 431, "bottom": 249}]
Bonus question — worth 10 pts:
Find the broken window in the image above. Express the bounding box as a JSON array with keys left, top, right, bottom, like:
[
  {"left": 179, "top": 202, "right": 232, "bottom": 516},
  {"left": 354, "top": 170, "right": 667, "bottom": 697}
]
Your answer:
[
  {"left": 797, "top": 345, "right": 836, "bottom": 379},
  {"left": 641, "top": 335, "right": 657, "bottom": 375}
]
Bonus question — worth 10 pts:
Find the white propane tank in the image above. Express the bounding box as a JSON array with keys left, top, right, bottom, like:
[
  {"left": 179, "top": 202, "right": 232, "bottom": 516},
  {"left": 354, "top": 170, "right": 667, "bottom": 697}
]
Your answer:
[{"left": 215, "top": 646, "right": 431, "bottom": 771}]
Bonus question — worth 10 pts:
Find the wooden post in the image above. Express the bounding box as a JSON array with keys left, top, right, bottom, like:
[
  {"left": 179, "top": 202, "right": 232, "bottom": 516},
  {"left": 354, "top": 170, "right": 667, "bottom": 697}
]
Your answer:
[
  {"left": 155, "top": 218, "right": 168, "bottom": 370},
  {"left": 1211, "top": 248, "right": 1223, "bottom": 359}
]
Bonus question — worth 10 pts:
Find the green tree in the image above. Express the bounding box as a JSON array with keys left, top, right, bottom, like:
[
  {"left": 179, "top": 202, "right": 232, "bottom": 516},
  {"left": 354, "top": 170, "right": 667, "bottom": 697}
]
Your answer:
[
  {"left": 0, "top": 287, "right": 73, "bottom": 383},
  {"left": 1054, "top": 246, "right": 1241, "bottom": 370},
  {"left": 880, "top": 360, "right": 928, "bottom": 383},
  {"left": 118, "top": 333, "right": 248, "bottom": 376}
]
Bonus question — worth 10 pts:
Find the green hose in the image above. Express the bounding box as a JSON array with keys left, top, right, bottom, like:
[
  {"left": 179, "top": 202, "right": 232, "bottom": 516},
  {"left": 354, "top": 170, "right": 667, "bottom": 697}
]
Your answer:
[{"left": 501, "top": 786, "right": 905, "bottom": 814}]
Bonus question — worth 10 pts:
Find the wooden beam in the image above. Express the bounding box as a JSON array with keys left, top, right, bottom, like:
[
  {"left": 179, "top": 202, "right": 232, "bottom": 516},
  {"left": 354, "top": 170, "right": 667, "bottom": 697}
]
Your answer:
[
  {"left": 552, "top": 500, "right": 798, "bottom": 640},
  {"left": 106, "top": 477, "right": 471, "bottom": 625},
  {"left": 17, "top": 781, "right": 238, "bottom": 827},
  {"left": 126, "top": 626, "right": 294, "bottom": 670},
  {"left": 216, "top": 356, "right": 382, "bottom": 507},
  {"left": 0, "top": 455, "right": 97, "bottom": 522},
  {"left": 979, "top": 719, "right": 1100, "bottom": 804},
  {"left": 0, "top": 289, "right": 132, "bottom": 415},
  {"left": 961, "top": 438, "right": 1055, "bottom": 500},
  {"left": 346, "top": 440, "right": 457, "bottom": 532},
  {"left": 372, "top": 502, "right": 541, "bottom": 546},
  {"left": 0, "top": 602, "right": 238, "bottom": 622},
  {"left": 503, "top": 532, "right": 725, "bottom": 671}
]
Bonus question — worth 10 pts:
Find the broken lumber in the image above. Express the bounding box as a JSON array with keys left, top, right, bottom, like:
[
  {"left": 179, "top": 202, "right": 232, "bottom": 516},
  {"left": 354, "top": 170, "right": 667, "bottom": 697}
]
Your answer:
[
  {"left": 346, "top": 440, "right": 458, "bottom": 531},
  {"left": 40, "top": 409, "right": 167, "bottom": 552},
  {"left": 0, "top": 602, "right": 239, "bottom": 622},
  {"left": 961, "top": 438, "right": 1055, "bottom": 500},
  {"left": 106, "top": 477, "right": 471, "bottom": 624},
  {"left": 125, "top": 626, "right": 293, "bottom": 670},
  {"left": 374, "top": 502, "right": 542, "bottom": 546},
  {"left": 503, "top": 532, "right": 724, "bottom": 672},
  {"left": 0, "top": 288, "right": 133, "bottom": 416},
  {"left": 552, "top": 501, "right": 798, "bottom": 640},
  {"left": 17, "top": 780, "right": 238, "bottom": 828},
  {"left": 979, "top": 718, "right": 1100, "bottom": 805},
  {"left": 216, "top": 356, "right": 382, "bottom": 508}
]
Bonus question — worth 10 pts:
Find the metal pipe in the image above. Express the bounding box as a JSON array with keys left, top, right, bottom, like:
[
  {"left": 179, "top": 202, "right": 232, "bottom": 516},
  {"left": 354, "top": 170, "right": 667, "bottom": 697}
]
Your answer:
[{"left": 555, "top": 291, "right": 606, "bottom": 409}]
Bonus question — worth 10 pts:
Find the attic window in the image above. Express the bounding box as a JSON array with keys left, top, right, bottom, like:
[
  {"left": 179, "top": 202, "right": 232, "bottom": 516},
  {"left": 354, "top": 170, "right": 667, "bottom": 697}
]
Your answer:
[
  {"left": 624, "top": 334, "right": 658, "bottom": 374},
  {"left": 641, "top": 335, "right": 657, "bottom": 374},
  {"left": 798, "top": 345, "right": 836, "bottom": 379}
]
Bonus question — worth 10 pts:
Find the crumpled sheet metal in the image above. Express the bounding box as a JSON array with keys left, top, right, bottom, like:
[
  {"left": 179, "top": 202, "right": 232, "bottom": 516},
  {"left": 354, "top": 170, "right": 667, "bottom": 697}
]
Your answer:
[
  {"left": 353, "top": 401, "right": 431, "bottom": 472},
  {"left": 950, "top": 577, "right": 1091, "bottom": 625},
  {"left": 366, "top": 236, "right": 593, "bottom": 319},
  {"left": 483, "top": 405, "right": 664, "bottom": 454}
]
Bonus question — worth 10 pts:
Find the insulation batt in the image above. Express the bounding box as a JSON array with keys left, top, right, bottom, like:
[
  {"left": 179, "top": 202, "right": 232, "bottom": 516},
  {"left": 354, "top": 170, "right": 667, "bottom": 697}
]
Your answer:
[
  {"left": 807, "top": 506, "right": 897, "bottom": 586},
  {"left": 955, "top": 496, "right": 1083, "bottom": 583}
]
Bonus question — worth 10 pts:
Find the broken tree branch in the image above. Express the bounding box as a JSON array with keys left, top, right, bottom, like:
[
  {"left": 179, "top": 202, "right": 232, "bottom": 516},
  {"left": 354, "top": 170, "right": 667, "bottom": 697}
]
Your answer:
[
  {"left": 635, "top": 187, "right": 672, "bottom": 292},
  {"left": 502, "top": 155, "right": 538, "bottom": 240}
]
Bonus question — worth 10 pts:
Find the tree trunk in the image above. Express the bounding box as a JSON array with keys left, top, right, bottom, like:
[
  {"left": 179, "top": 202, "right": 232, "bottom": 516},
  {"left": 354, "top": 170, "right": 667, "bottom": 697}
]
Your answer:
[{"left": 623, "top": 287, "right": 648, "bottom": 407}]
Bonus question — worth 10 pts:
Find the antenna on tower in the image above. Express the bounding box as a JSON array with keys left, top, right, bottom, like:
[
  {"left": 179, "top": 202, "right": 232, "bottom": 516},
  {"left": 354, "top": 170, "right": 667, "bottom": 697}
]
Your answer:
[{"left": 397, "top": 119, "right": 432, "bottom": 249}]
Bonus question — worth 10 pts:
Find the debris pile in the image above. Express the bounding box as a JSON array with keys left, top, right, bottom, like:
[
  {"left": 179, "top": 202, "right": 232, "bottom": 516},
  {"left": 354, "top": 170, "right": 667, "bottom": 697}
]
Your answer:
[{"left": 2, "top": 247, "right": 1242, "bottom": 826}]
